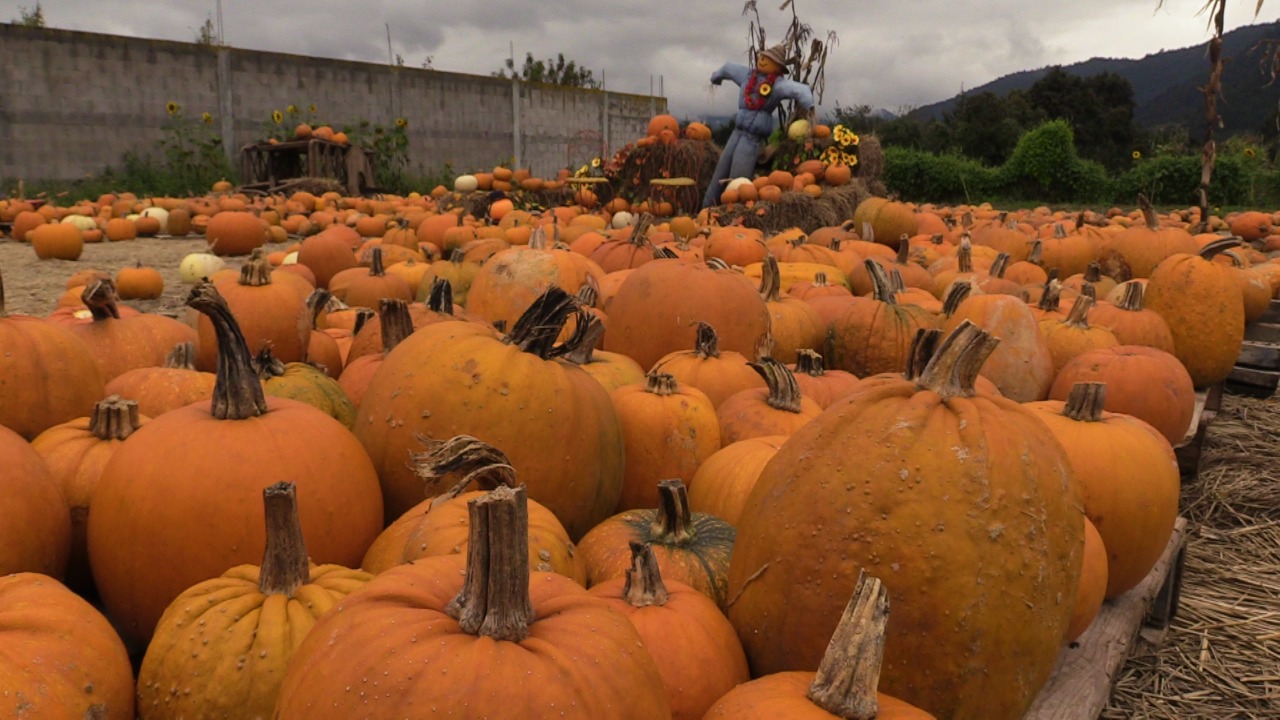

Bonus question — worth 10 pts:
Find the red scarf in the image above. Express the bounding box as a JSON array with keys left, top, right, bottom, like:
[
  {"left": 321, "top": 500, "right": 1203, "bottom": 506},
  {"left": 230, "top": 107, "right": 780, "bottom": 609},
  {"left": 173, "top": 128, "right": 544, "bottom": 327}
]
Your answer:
[{"left": 743, "top": 71, "right": 781, "bottom": 111}]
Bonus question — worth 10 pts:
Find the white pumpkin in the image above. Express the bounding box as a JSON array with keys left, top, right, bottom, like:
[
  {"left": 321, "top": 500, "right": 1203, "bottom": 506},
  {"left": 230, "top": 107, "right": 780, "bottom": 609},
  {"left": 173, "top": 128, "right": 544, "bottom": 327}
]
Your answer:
[
  {"left": 726, "top": 177, "right": 753, "bottom": 193},
  {"left": 141, "top": 207, "right": 170, "bottom": 234},
  {"left": 610, "top": 211, "right": 634, "bottom": 229},
  {"left": 787, "top": 119, "right": 812, "bottom": 142},
  {"left": 61, "top": 215, "right": 98, "bottom": 231},
  {"left": 454, "top": 174, "right": 479, "bottom": 193},
  {"left": 282, "top": 251, "right": 299, "bottom": 265},
  {"left": 179, "top": 252, "right": 227, "bottom": 284}
]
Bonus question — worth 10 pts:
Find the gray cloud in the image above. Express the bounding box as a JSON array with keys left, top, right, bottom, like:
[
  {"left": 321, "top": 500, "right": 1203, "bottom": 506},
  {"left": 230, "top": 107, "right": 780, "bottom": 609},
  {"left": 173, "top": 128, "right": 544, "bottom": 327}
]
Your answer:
[{"left": 8, "top": 0, "right": 1277, "bottom": 119}]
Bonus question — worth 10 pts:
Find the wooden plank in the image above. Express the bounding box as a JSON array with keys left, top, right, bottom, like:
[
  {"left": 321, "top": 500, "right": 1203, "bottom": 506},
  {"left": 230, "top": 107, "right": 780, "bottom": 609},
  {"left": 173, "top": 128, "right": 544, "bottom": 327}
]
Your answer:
[
  {"left": 1236, "top": 341, "right": 1280, "bottom": 370},
  {"left": 1024, "top": 517, "right": 1189, "bottom": 720},
  {"left": 1244, "top": 322, "right": 1280, "bottom": 344},
  {"left": 1225, "top": 366, "right": 1280, "bottom": 398},
  {"left": 1257, "top": 299, "right": 1280, "bottom": 325}
]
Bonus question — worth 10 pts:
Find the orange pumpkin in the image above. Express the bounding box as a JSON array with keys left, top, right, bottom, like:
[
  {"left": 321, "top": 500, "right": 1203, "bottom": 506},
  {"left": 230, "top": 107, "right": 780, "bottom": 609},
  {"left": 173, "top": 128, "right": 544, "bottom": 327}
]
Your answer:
[
  {"left": 206, "top": 210, "right": 268, "bottom": 256},
  {"left": 716, "top": 358, "right": 823, "bottom": 445},
  {"left": 1144, "top": 238, "right": 1245, "bottom": 387},
  {"left": 686, "top": 435, "right": 786, "bottom": 526},
  {"left": 29, "top": 222, "right": 84, "bottom": 260},
  {"left": 103, "top": 341, "right": 217, "bottom": 418}
]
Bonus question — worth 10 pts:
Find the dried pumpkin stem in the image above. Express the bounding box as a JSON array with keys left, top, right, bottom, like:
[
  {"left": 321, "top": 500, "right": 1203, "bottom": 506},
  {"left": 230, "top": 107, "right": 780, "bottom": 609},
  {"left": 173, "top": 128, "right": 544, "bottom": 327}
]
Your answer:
[
  {"left": 1137, "top": 193, "right": 1160, "bottom": 230},
  {"left": 1027, "top": 239, "right": 1044, "bottom": 266},
  {"left": 448, "top": 247, "right": 465, "bottom": 263},
  {"left": 622, "top": 541, "right": 669, "bottom": 608},
  {"left": 1198, "top": 236, "right": 1242, "bottom": 260},
  {"left": 164, "top": 341, "right": 198, "bottom": 370},
  {"left": 895, "top": 238, "right": 910, "bottom": 265},
  {"left": 258, "top": 481, "right": 310, "bottom": 597},
  {"left": 367, "top": 246, "right": 386, "bottom": 277},
  {"left": 916, "top": 320, "right": 1000, "bottom": 399},
  {"left": 813, "top": 271, "right": 829, "bottom": 287},
  {"left": 186, "top": 281, "right": 269, "bottom": 420},
  {"left": 865, "top": 260, "right": 895, "bottom": 304},
  {"left": 82, "top": 279, "right": 122, "bottom": 321},
  {"left": 379, "top": 298, "right": 414, "bottom": 354},
  {"left": 751, "top": 358, "right": 804, "bottom": 413},
  {"left": 351, "top": 307, "right": 376, "bottom": 336},
  {"left": 989, "top": 252, "right": 1010, "bottom": 279},
  {"left": 693, "top": 321, "right": 721, "bottom": 359},
  {"left": 1083, "top": 262, "right": 1103, "bottom": 283},
  {"left": 807, "top": 571, "right": 889, "bottom": 720},
  {"left": 1116, "top": 282, "right": 1145, "bottom": 311},
  {"left": 561, "top": 312, "right": 606, "bottom": 365},
  {"left": 905, "top": 328, "right": 943, "bottom": 381},
  {"left": 238, "top": 255, "right": 274, "bottom": 287},
  {"left": 1063, "top": 294, "right": 1095, "bottom": 328},
  {"left": 505, "top": 286, "right": 578, "bottom": 359},
  {"left": 957, "top": 236, "right": 973, "bottom": 273},
  {"left": 412, "top": 434, "right": 517, "bottom": 504},
  {"left": 794, "top": 349, "right": 826, "bottom": 377},
  {"left": 446, "top": 485, "right": 535, "bottom": 642},
  {"left": 254, "top": 346, "right": 287, "bottom": 380},
  {"left": 941, "top": 279, "right": 973, "bottom": 318},
  {"left": 1063, "top": 382, "right": 1107, "bottom": 423},
  {"left": 760, "top": 255, "right": 783, "bottom": 301},
  {"left": 645, "top": 372, "right": 679, "bottom": 396},
  {"left": 576, "top": 283, "right": 599, "bottom": 309},
  {"left": 650, "top": 479, "right": 695, "bottom": 545},
  {"left": 306, "top": 288, "right": 332, "bottom": 330},
  {"left": 88, "top": 395, "right": 142, "bottom": 441},
  {"left": 1037, "top": 279, "right": 1063, "bottom": 313}
]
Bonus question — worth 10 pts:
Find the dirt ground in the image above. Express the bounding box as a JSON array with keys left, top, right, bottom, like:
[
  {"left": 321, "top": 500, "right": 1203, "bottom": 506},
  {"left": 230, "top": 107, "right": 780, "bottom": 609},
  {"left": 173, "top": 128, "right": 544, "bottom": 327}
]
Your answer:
[{"left": 0, "top": 235, "right": 275, "bottom": 317}]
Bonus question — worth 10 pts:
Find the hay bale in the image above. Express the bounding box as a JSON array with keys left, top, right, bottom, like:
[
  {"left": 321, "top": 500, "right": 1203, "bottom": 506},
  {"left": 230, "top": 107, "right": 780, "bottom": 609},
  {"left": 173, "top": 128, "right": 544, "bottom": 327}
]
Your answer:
[
  {"left": 608, "top": 138, "right": 720, "bottom": 202},
  {"left": 709, "top": 180, "right": 870, "bottom": 236}
]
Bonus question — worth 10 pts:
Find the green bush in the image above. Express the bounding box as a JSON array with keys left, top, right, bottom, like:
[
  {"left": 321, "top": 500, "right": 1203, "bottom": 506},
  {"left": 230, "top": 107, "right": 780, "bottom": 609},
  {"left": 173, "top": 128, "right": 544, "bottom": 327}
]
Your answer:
[
  {"left": 881, "top": 147, "right": 1000, "bottom": 202},
  {"left": 996, "top": 120, "right": 1111, "bottom": 202}
]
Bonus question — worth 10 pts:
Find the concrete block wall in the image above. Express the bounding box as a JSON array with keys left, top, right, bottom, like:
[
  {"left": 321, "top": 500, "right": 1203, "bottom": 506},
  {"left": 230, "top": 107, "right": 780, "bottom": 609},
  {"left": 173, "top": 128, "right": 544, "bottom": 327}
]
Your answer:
[{"left": 0, "top": 24, "right": 666, "bottom": 184}]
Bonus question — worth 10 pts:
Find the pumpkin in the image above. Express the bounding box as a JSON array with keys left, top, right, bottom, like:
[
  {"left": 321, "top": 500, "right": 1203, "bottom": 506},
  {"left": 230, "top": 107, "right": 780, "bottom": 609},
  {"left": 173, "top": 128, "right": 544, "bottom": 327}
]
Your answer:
[
  {"left": 1048, "top": 345, "right": 1195, "bottom": 446},
  {"left": 726, "top": 321, "right": 1083, "bottom": 718},
  {"left": 758, "top": 255, "right": 826, "bottom": 363},
  {"left": 1026, "top": 382, "right": 1180, "bottom": 598},
  {"left": 1098, "top": 195, "right": 1197, "bottom": 280},
  {"left": 828, "top": 259, "right": 937, "bottom": 378},
  {"left": 206, "top": 210, "right": 268, "bottom": 256},
  {"left": 578, "top": 479, "right": 735, "bottom": 608},
  {"left": 275, "top": 486, "right": 672, "bottom": 719},
  {"left": 0, "top": 573, "right": 135, "bottom": 719},
  {"left": 686, "top": 435, "right": 786, "bottom": 526},
  {"left": 137, "top": 483, "right": 372, "bottom": 719},
  {"left": 255, "top": 346, "right": 356, "bottom": 427},
  {"left": 789, "top": 271, "right": 854, "bottom": 302},
  {"left": 29, "top": 221, "right": 84, "bottom": 260},
  {"left": 1144, "top": 238, "right": 1245, "bottom": 387},
  {"left": 939, "top": 288, "right": 1054, "bottom": 402},
  {"left": 466, "top": 238, "right": 606, "bottom": 331},
  {"left": 609, "top": 372, "right": 720, "bottom": 512},
  {"left": 717, "top": 358, "right": 823, "bottom": 445},
  {"left": 705, "top": 572, "right": 935, "bottom": 719},
  {"left": 1038, "top": 295, "right": 1120, "bottom": 376},
  {"left": 705, "top": 226, "right": 769, "bottom": 267},
  {"left": 0, "top": 423, "right": 72, "bottom": 578},
  {"left": 1067, "top": 517, "right": 1109, "bottom": 642},
  {"left": 0, "top": 268, "right": 106, "bottom": 439},
  {"left": 66, "top": 279, "right": 199, "bottom": 382},
  {"left": 354, "top": 287, "right": 624, "bottom": 539},
  {"left": 328, "top": 246, "right": 414, "bottom": 308},
  {"left": 971, "top": 216, "right": 1032, "bottom": 262},
  {"left": 104, "top": 217, "right": 138, "bottom": 242},
  {"left": 192, "top": 254, "right": 311, "bottom": 371},
  {"left": 589, "top": 542, "right": 750, "bottom": 720},
  {"left": 788, "top": 348, "right": 859, "bottom": 408},
  {"left": 605, "top": 258, "right": 771, "bottom": 371},
  {"left": 853, "top": 197, "right": 918, "bottom": 249},
  {"left": 360, "top": 436, "right": 586, "bottom": 584},
  {"left": 178, "top": 252, "right": 226, "bottom": 284},
  {"left": 103, "top": 341, "right": 217, "bottom": 418},
  {"left": 560, "top": 312, "right": 647, "bottom": 392},
  {"left": 1088, "top": 280, "right": 1175, "bottom": 353},
  {"left": 31, "top": 396, "right": 147, "bottom": 595},
  {"left": 296, "top": 224, "right": 360, "bottom": 288},
  {"left": 336, "top": 297, "right": 414, "bottom": 408},
  {"left": 87, "top": 282, "right": 384, "bottom": 643},
  {"left": 419, "top": 248, "right": 481, "bottom": 306},
  {"left": 116, "top": 261, "right": 165, "bottom": 299}
]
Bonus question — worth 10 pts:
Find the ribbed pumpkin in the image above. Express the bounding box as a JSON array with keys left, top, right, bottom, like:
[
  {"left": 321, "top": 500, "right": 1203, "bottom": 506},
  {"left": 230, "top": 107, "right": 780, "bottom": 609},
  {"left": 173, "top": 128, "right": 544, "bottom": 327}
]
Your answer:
[
  {"left": 0, "top": 573, "right": 135, "bottom": 719},
  {"left": 789, "top": 348, "right": 859, "bottom": 408},
  {"left": 337, "top": 297, "right": 414, "bottom": 408},
  {"left": 116, "top": 261, "right": 165, "bottom": 300},
  {"left": 206, "top": 210, "right": 268, "bottom": 256},
  {"left": 1067, "top": 516, "right": 1109, "bottom": 643},
  {"left": 29, "top": 221, "right": 84, "bottom": 260},
  {"left": 103, "top": 341, "right": 216, "bottom": 418},
  {"left": 466, "top": 239, "right": 605, "bottom": 332},
  {"left": 579, "top": 479, "right": 736, "bottom": 608},
  {"left": 1144, "top": 238, "right": 1245, "bottom": 387},
  {"left": 354, "top": 287, "right": 624, "bottom": 539},
  {"left": 1088, "top": 281, "right": 1175, "bottom": 353},
  {"left": 1098, "top": 195, "right": 1197, "bottom": 280},
  {"left": 192, "top": 255, "right": 311, "bottom": 371},
  {"left": 717, "top": 358, "right": 823, "bottom": 445},
  {"left": 1026, "top": 382, "right": 1180, "bottom": 598},
  {"left": 605, "top": 258, "right": 771, "bottom": 371},
  {"left": 759, "top": 255, "right": 826, "bottom": 363},
  {"left": 87, "top": 282, "right": 384, "bottom": 643},
  {"left": 0, "top": 423, "right": 72, "bottom": 578},
  {"left": 0, "top": 268, "right": 105, "bottom": 439},
  {"left": 65, "top": 279, "right": 199, "bottom": 382},
  {"left": 1038, "top": 295, "right": 1119, "bottom": 375},
  {"left": 828, "top": 260, "right": 937, "bottom": 377},
  {"left": 136, "top": 483, "right": 372, "bottom": 720},
  {"left": 853, "top": 197, "right": 918, "bottom": 249},
  {"left": 419, "top": 248, "right": 481, "bottom": 306},
  {"left": 561, "top": 313, "right": 647, "bottom": 392},
  {"left": 327, "top": 246, "right": 413, "bottom": 309},
  {"left": 589, "top": 542, "right": 750, "bottom": 720},
  {"left": 651, "top": 321, "right": 765, "bottom": 408},
  {"left": 360, "top": 436, "right": 585, "bottom": 585},
  {"left": 296, "top": 225, "right": 359, "bottom": 288},
  {"left": 1049, "top": 345, "right": 1195, "bottom": 446},
  {"left": 255, "top": 346, "right": 356, "bottom": 427},
  {"left": 727, "top": 322, "right": 1082, "bottom": 719},
  {"left": 705, "top": 573, "right": 935, "bottom": 720},
  {"left": 687, "top": 435, "right": 786, "bottom": 526},
  {"left": 611, "top": 372, "right": 720, "bottom": 511},
  {"left": 940, "top": 287, "right": 1055, "bottom": 402},
  {"left": 275, "top": 486, "right": 672, "bottom": 719},
  {"left": 31, "top": 397, "right": 147, "bottom": 594}
]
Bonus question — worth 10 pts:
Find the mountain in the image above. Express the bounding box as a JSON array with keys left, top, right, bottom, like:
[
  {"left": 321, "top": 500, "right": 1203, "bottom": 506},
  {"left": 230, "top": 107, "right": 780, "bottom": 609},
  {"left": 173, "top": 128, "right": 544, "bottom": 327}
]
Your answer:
[{"left": 908, "top": 21, "right": 1280, "bottom": 137}]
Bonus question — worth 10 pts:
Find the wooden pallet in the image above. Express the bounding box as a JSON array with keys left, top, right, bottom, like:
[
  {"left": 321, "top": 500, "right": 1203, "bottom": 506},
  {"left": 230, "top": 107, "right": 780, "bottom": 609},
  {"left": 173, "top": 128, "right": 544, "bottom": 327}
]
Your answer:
[
  {"left": 1226, "top": 299, "right": 1280, "bottom": 398},
  {"left": 1024, "top": 517, "right": 1189, "bottom": 719},
  {"left": 1173, "top": 385, "right": 1221, "bottom": 482}
]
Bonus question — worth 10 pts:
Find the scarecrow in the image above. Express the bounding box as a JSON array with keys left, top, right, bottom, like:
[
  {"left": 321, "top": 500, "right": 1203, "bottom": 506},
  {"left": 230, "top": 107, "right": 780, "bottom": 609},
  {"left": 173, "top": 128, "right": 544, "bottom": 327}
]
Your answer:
[{"left": 702, "top": 43, "right": 815, "bottom": 208}]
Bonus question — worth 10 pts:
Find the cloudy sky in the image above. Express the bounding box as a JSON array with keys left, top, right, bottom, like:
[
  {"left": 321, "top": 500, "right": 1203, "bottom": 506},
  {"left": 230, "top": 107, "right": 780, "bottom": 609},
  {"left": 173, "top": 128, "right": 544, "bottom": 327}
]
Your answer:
[{"left": 7, "top": 0, "right": 1279, "bottom": 117}]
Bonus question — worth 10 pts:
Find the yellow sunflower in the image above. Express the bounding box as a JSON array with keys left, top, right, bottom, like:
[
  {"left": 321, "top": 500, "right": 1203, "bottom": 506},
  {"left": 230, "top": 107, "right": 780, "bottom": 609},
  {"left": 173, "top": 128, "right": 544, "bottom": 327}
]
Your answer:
[
  {"left": 833, "top": 125, "right": 850, "bottom": 145},
  {"left": 395, "top": 117, "right": 408, "bottom": 129},
  {"left": 847, "top": 132, "right": 860, "bottom": 146},
  {"left": 166, "top": 101, "right": 180, "bottom": 115},
  {"left": 201, "top": 112, "right": 214, "bottom": 125},
  {"left": 286, "top": 104, "right": 299, "bottom": 115},
  {"left": 308, "top": 103, "right": 317, "bottom": 113},
  {"left": 843, "top": 152, "right": 859, "bottom": 167},
  {"left": 758, "top": 82, "right": 772, "bottom": 97},
  {"left": 1245, "top": 148, "right": 1257, "bottom": 158},
  {"left": 1132, "top": 150, "right": 1142, "bottom": 160},
  {"left": 272, "top": 110, "right": 284, "bottom": 124},
  {"left": 591, "top": 157, "right": 601, "bottom": 168}
]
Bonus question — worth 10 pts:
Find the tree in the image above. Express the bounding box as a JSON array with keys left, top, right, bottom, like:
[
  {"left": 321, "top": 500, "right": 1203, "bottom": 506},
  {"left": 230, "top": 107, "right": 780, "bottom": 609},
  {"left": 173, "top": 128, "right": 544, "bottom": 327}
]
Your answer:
[
  {"left": 494, "top": 52, "right": 600, "bottom": 89},
  {"left": 195, "top": 15, "right": 217, "bottom": 45},
  {"left": 945, "top": 91, "right": 1032, "bottom": 166},
  {"left": 1026, "top": 67, "right": 1138, "bottom": 171},
  {"left": 16, "top": 2, "right": 45, "bottom": 27}
]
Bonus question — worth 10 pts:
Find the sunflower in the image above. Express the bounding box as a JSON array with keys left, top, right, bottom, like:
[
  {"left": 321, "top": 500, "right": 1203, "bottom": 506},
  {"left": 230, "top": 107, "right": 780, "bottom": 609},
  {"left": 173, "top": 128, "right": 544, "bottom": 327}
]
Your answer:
[
  {"left": 576, "top": 164, "right": 589, "bottom": 177},
  {"left": 395, "top": 117, "right": 408, "bottom": 129},
  {"left": 308, "top": 103, "right": 317, "bottom": 114},
  {"left": 286, "top": 104, "right": 299, "bottom": 115},
  {"left": 843, "top": 152, "right": 858, "bottom": 167},
  {"left": 1132, "top": 150, "right": 1142, "bottom": 160},
  {"left": 590, "top": 157, "right": 601, "bottom": 168},
  {"left": 1245, "top": 147, "right": 1257, "bottom": 158},
  {"left": 758, "top": 82, "right": 772, "bottom": 97},
  {"left": 165, "top": 101, "right": 180, "bottom": 115},
  {"left": 272, "top": 110, "right": 284, "bottom": 124},
  {"left": 847, "top": 132, "right": 860, "bottom": 147},
  {"left": 822, "top": 146, "right": 840, "bottom": 164},
  {"left": 201, "top": 112, "right": 214, "bottom": 125}
]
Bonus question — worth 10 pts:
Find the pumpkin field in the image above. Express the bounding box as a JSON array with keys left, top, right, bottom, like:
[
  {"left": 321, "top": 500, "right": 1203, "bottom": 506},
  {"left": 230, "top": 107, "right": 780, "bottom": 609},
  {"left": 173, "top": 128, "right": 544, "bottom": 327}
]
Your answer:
[{"left": 1, "top": 113, "right": 1278, "bottom": 720}]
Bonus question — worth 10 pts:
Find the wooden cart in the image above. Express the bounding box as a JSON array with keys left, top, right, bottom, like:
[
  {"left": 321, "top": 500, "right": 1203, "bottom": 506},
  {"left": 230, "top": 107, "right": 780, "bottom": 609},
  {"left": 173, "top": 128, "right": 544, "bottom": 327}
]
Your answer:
[{"left": 238, "top": 138, "right": 375, "bottom": 196}]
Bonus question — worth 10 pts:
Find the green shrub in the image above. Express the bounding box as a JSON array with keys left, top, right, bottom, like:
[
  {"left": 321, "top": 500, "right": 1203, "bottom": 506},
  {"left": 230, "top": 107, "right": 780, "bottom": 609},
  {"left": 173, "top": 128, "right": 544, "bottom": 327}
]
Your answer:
[
  {"left": 997, "top": 120, "right": 1101, "bottom": 202},
  {"left": 881, "top": 147, "right": 999, "bottom": 202}
]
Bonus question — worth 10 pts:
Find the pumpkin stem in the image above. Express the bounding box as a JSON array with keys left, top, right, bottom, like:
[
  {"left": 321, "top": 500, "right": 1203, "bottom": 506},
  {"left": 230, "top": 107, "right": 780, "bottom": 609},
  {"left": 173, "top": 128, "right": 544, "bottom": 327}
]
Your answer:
[
  {"left": 306, "top": 288, "right": 332, "bottom": 330},
  {"left": 806, "top": 571, "right": 890, "bottom": 720},
  {"left": 88, "top": 395, "right": 142, "bottom": 441},
  {"left": 956, "top": 236, "right": 973, "bottom": 274},
  {"left": 916, "top": 320, "right": 1000, "bottom": 399},
  {"left": 989, "top": 252, "right": 1010, "bottom": 279},
  {"left": 576, "top": 282, "right": 599, "bottom": 309},
  {"left": 905, "top": 328, "right": 944, "bottom": 381},
  {"left": 1027, "top": 239, "right": 1044, "bottom": 266},
  {"left": 794, "top": 348, "right": 826, "bottom": 376},
  {"left": 759, "top": 255, "right": 783, "bottom": 302},
  {"left": 941, "top": 279, "right": 974, "bottom": 318},
  {"left": 706, "top": 257, "right": 731, "bottom": 271},
  {"left": 1037, "top": 279, "right": 1063, "bottom": 313},
  {"left": 1198, "top": 236, "right": 1242, "bottom": 259},
  {"left": 367, "top": 246, "right": 386, "bottom": 277},
  {"left": 448, "top": 247, "right": 465, "bottom": 264},
  {"left": 426, "top": 278, "right": 454, "bottom": 315},
  {"left": 649, "top": 479, "right": 696, "bottom": 545},
  {"left": 629, "top": 213, "right": 654, "bottom": 248},
  {"left": 1079, "top": 281, "right": 1097, "bottom": 300},
  {"left": 749, "top": 357, "right": 804, "bottom": 413},
  {"left": 561, "top": 312, "right": 606, "bottom": 365},
  {"left": 164, "top": 341, "right": 198, "bottom": 370},
  {"left": 254, "top": 345, "right": 287, "bottom": 380},
  {"left": 1137, "top": 193, "right": 1160, "bottom": 230},
  {"left": 412, "top": 434, "right": 517, "bottom": 504},
  {"left": 652, "top": 245, "right": 680, "bottom": 260},
  {"left": 1063, "top": 381, "right": 1107, "bottom": 423},
  {"left": 445, "top": 485, "right": 535, "bottom": 642},
  {"left": 1083, "top": 262, "right": 1102, "bottom": 283},
  {"left": 258, "top": 482, "right": 311, "bottom": 597},
  {"left": 1116, "top": 281, "right": 1145, "bottom": 311},
  {"left": 645, "top": 371, "right": 679, "bottom": 396},
  {"left": 889, "top": 269, "right": 906, "bottom": 294},
  {"left": 693, "top": 321, "right": 721, "bottom": 359},
  {"left": 379, "top": 298, "right": 414, "bottom": 353},
  {"left": 812, "top": 271, "right": 829, "bottom": 288},
  {"left": 753, "top": 328, "right": 776, "bottom": 362},
  {"left": 1063, "top": 294, "right": 1094, "bottom": 328},
  {"left": 351, "top": 307, "right": 376, "bottom": 336},
  {"left": 186, "top": 281, "right": 269, "bottom": 420},
  {"left": 895, "top": 237, "right": 910, "bottom": 265},
  {"left": 504, "top": 286, "right": 578, "bottom": 359},
  {"left": 238, "top": 254, "right": 274, "bottom": 287},
  {"left": 622, "top": 541, "right": 669, "bottom": 608},
  {"left": 82, "top": 278, "right": 122, "bottom": 321},
  {"left": 865, "top": 260, "right": 895, "bottom": 304}
]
